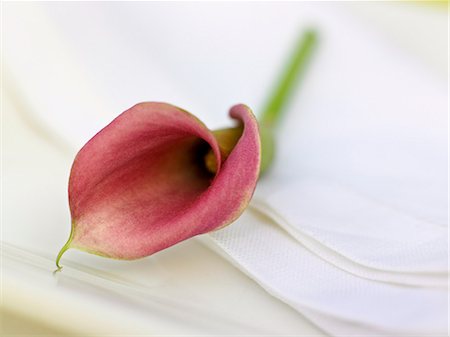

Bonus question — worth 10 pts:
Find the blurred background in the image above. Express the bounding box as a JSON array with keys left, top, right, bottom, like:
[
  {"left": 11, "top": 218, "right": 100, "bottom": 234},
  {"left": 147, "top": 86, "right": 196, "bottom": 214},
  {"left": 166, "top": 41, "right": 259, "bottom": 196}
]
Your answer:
[{"left": 2, "top": 2, "right": 448, "bottom": 336}]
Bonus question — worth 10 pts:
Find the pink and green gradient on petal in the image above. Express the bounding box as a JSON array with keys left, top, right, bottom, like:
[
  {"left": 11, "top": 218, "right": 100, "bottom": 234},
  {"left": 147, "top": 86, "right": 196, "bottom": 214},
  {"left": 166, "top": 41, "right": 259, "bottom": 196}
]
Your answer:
[
  {"left": 56, "top": 30, "right": 317, "bottom": 268},
  {"left": 56, "top": 103, "right": 260, "bottom": 266}
]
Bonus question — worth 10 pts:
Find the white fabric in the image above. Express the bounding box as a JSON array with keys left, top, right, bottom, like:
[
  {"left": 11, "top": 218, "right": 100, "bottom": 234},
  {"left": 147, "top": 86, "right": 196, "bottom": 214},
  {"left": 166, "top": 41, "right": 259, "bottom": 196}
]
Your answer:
[
  {"left": 4, "top": 2, "right": 448, "bottom": 336},
  {"left": 207, "top": 210, "right": 447, "bottom": 335},
  {"left": 251, "top": 178, "right": 447, "bottom": 287}
]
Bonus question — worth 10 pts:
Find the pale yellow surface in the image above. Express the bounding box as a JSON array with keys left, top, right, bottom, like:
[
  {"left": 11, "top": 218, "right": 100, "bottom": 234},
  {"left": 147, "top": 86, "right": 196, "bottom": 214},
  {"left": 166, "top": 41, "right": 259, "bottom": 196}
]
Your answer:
[{"left": 2, "top": 311, "right": 70, "bottom": 336}]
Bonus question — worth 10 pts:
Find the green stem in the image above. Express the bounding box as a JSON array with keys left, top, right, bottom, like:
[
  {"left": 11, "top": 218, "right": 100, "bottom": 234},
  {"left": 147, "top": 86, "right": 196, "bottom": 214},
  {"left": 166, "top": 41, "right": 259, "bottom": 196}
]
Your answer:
[
  {"left": 259, "top": 30, "right": 317, "bottom": 174},
  {"left": 260, "top": 30, "right": 317, "bottom": 128}
]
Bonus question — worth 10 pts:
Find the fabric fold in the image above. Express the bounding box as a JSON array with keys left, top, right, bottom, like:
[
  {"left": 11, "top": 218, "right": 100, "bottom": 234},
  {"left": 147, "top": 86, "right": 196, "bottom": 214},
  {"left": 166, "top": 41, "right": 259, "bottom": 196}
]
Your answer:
[
  {"left": 250, "top": 177, "right": 448, "bottom": 288},
  {"left": 207, "top": 209, "right": 448, "bottom": 336}
]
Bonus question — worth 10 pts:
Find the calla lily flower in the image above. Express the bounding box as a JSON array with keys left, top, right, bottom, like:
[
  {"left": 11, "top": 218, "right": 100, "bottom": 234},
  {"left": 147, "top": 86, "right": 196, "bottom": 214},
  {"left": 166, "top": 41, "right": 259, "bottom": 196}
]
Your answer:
[
  {"left": 56, "top": 30, "right": 317, "bottom": 268},
  {"left": 56, "top": 103, "right": 260, "bottom": 266}
]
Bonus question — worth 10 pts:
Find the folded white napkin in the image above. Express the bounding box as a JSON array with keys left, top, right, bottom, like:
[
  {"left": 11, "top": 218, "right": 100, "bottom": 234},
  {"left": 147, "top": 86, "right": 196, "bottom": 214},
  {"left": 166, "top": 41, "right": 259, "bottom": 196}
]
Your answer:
[
  {"left": 251, "top": 177, "right": 447, "bottom": 287},
  {"left": 5, "top": 2, "right": 448, "bottom": 336},
  {"left": 207, "top": 209, "right": 448, "bottom": 335}
]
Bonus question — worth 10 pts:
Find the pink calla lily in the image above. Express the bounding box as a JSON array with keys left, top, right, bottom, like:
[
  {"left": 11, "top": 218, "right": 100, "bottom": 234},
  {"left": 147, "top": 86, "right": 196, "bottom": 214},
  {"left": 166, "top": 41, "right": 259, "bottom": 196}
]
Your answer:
[
  {"left": 57, "top": 103, "right": 260, "bottom": 266},
  {"left": 56, "top": 30, "right": 317, "bottom": 268}
]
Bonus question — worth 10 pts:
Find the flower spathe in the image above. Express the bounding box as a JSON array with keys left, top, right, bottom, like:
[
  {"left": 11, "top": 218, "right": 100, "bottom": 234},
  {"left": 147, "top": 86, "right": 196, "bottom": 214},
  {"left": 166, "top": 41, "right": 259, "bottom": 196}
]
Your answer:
[
  {"left": 56, "top": 30, "right": 318, "bottom": 268},
  {"left": 57, "top": 103, "right": 260, "bottom": 266}
]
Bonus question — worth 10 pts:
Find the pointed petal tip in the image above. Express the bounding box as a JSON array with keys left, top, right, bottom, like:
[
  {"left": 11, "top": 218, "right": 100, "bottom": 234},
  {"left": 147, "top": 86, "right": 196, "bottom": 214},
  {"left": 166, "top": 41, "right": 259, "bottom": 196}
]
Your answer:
[
  {"left": 56, "top": 221, "right": 75, "bottom": 269},
  {"left": 55, "top": 237, "right": 71, "bottom": 270}
]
